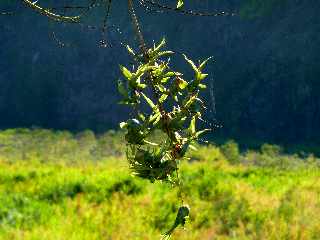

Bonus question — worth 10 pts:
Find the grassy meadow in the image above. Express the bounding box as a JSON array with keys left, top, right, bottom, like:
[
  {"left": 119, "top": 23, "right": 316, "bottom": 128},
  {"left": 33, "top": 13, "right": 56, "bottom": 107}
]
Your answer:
[{"left": 0, "top": 129, "right": 319, "bottom": 239}]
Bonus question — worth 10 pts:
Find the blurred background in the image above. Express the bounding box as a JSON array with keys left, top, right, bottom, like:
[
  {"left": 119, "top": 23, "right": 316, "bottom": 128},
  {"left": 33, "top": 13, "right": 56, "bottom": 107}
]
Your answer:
[{"left": 1, "top": 0, "right": 319, "bottom": 146}]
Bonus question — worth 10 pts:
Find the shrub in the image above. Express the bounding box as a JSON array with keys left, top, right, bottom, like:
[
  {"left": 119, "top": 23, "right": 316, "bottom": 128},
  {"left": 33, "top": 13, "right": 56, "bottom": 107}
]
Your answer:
[
  {"left": 221, "top": 140, "right": 240, "bottom": 164},
  {"left": 261, "top": 143, "right": 282, "bottom": 157},
  {"left": 187, "top": 144, "right": 225, "bottom": 163}
]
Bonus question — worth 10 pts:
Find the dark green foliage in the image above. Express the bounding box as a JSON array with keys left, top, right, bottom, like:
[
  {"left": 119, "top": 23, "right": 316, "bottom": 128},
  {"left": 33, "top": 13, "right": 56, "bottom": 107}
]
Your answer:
[
  {"left": 221, "top": 140, "right": 240, "bottom": 164},
  {"left": 38, "top": 176, "right": 143, "bottom": 204},
  {"left": 1, "top": 1, "right": 319, "bottom": 145},
  {"left": 240, "top": 0, "right": 289, "bottom": 18},
  {"left": 261, "top": 143, "right": 282, "bottom": 157},
  {"left": 38, "top": 181, "right": 85, "bottom": 203},
  {"left": 107, "top": 178, "right": 143, "bottom": 196}
]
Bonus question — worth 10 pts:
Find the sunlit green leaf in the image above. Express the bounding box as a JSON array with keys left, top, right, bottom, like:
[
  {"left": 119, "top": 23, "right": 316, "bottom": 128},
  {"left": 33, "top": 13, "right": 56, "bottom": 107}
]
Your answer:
[
  {"left": 120, "top": 65, "right": 133, "bottom": 80},
  {"left": 189, "top": 116, "right": 196, "bottom": 134},
  {"left": 120, "top": 122, "right": 127, "bottom": 129},
  {"left": 143, "top": 140, "right": 159, "bottom": 146},
  {"left": 195, "top": 129, "right": 211, "bottom": 138},
  {"left": 149, "top": 112, "right": 161, "bottom": 123},
  {"left": 157, "top": 51, "right": 174, "bottom": 58},
  {"left": 159, "top": 94, "right": 168, "bottom": 103},
  {"left": 183, "top": 54, "right": 198, "bottom": 74},
  {"left": 138, "top": 113, "right": 146, "bottom": 121},
  {"left": 118, "top": 80, "right": 128, "bottom": 98},
  {"left": 153, "top": 114, "right": 161, "bottom": 125},
  {"left": 154, "top": 38, "right": 166, "bottom": 52},
  {"left": 141, "top": 92, "right": 156, "bottom": 110},
  {"left": 177, "top": 0, "right": 184, "bottom": 9},
  {"left": 177, "top": 78, "right": 188, "bottom": 90},
  {"left": 184, "top": 95, "right": 197, "bottom": 108},
  {"left": 160, "top": 77, "right": 171, "bottom": 84},
  {"left": 189, "top": 144, "right": 197, "bottom": 151},
  {"left": 165, "top": 72, "right": 176, "bottom": 77},
  {"left": 199, "top": 56, "right": 213, "bottom": 71},
  {"left": 137, "top": 83, "right": 147, "bottom": 89},
  {"left": 198, "top": 84, "right": 207, "bottom": 89},
  {"left": 126, "top": 45, "right": 136, "bottom": 57},
  {"left": 197, "top": 73, "right": 208, "bottom": 81}
]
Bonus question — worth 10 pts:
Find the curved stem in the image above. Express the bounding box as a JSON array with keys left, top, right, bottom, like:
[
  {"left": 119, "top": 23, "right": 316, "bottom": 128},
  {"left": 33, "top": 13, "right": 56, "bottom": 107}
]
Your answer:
[
  {"left": 127, "top": 0, "right": 179, "bottom": 147},
  {"left": 22, "top": 0, "right": 80, "bottom": 22}
]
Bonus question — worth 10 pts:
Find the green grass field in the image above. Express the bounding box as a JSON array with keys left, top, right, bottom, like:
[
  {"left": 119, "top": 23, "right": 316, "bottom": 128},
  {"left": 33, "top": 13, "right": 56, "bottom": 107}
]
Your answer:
[{"left": 0, "top": 129, "right": 319, "bottom": 239}]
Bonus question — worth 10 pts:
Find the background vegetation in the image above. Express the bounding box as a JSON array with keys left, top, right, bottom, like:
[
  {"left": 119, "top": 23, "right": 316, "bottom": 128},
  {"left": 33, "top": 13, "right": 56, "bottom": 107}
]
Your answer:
[
  {"left": 1, "top": 0, "right": 319, "bottom": 146},
  {"left": 1, "top": 1, "right": 319, "bottom": 239},
  {"left": 0, "top": 129, "right": 319, "bottom": 239}
]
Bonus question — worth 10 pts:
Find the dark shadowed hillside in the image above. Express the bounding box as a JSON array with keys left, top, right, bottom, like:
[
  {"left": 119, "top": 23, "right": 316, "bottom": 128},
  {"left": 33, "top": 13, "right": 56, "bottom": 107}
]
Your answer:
[{"left": 0, "top": 0, "right": 319, "bottom": 144}]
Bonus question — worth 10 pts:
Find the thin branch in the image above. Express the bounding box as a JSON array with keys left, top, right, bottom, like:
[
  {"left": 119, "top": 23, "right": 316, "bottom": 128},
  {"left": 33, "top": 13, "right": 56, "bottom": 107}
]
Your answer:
[
  {"left": 49, "top": 6, "right": 91, "bottom": 11},
  {"left": 22, "top": 0, "right": 81, "bottom": 22},
  {"left": 100, "top": 0, "right": 113, "bottom": 47},
  {"left": 51, "top": 31, "right": 75, "bottom": 48},
  {"left": 128, "top": 0, "right": 148, "bottom": 57},
  {"left": 102, "top": 0, "right": 112, "bottom": 33},
  {"left": 1, "top": 11, "right": 14, "bottom": 15},
  {"left": 142, "top": 0, "right": 235, "bottom": 17}
]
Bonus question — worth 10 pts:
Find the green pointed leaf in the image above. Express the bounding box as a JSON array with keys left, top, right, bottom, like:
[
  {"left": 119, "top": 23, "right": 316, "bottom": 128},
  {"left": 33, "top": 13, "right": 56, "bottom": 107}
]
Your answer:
[
  {"left": 160, "top": 77, "right": 171, "bottom": 84},
  {"left": 189, "top": 144, "right": 198, "bottom": 151},
  {"left": 198, "top": 84, "right": 207, "bottom": 89},
  {"left": 137, "top": 83, "right": 147, "bottom": 89},
  {"left": 157, "top": 51, "right": 174, "bottom": 58},
  {"left": 120, "top": 65, "right": 133, "bottom": 80},
  {"left": 174, "top": 131, "right": 182, "bottom": 141},
  {"left": 177, "top": 78, "right": 188, "bottom": 90},
  {"left": 118, "top": 80, "right": 128, "bottom": 97},
  {"left": 195, "top": 129, "right": 211, "bottom": 138},
  {"left": 159, "top": 94, "right": 168, "bottom": 103},
  {"left": 184, "top": 95, "right": 197, "bottom": 108},
  {"left": 138, "top": 113, "right": 146, "bottom": 121},
  {"left": 156, "top": 85, "right": 167, "bottom": 93},
  {"left": 183, "top": 54, "right": 198, "bottom": 74},
  {"left": 120, "top": 122, "right": 127, "bottom": 129},
  {"left": 126, "top": 45, "right": 136, "bottom": 57},
  {"left": 141, "top": 92, "right": 156, "bottom": 110},
  {"left": 154, "top": 38, "right": 166, "bottom": 52},
  {"left": 164, "top": 72, "right": 176, "bottom": 77},
  {"left": 177, "top": 0, "right": 184, "bottom": 9},
  {"left": 199, "top": 56, "right": 213, "bottom": 71},
  {"left": 198, "top": 73, "right": 208, "bottom": 81},
  {"left": 143, "top": 140, "right": 159, "bottom": 146},
  {"left": 135, "top": 64, "right": 152, "bottom": 78},
  {"left": 189, "top": 116, "right": 196, "bottom": 134},
  {"left": 149, "top": 112, "right": 160, "bottom": 123},
  {"left": 153, "top": 114, "right": 162, "bottom": 125}
]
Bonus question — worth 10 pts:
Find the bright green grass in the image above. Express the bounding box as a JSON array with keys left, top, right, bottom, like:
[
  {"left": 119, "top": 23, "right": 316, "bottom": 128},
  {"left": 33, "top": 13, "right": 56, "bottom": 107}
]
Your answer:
[
  {"left": 0, "top": 159, "right": 320, "bottom": 239},
  {"left": 0, "top": 129, "right": 319, "bottom": 239}
]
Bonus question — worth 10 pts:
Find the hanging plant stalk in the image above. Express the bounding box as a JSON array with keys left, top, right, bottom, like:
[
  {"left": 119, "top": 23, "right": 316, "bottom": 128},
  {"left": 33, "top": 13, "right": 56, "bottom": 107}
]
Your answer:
[{"left": 118, "top": 36, "right": 212, "bottom": 237}]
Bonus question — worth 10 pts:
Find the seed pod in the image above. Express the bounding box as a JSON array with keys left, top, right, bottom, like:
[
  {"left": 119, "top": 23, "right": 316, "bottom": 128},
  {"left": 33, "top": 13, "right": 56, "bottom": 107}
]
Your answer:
[{"left": 162, "top": 205, "right": 190, "bottom": 239}]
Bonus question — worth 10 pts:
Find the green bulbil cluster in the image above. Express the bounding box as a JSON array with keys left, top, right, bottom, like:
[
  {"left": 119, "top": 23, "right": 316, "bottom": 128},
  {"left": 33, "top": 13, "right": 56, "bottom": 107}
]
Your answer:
[
  {"left": 118, "top": 39, "right": 211, "bottom": 183},
  {"left": 162, "top": 205, "right": 190, "bottom": 239}
]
